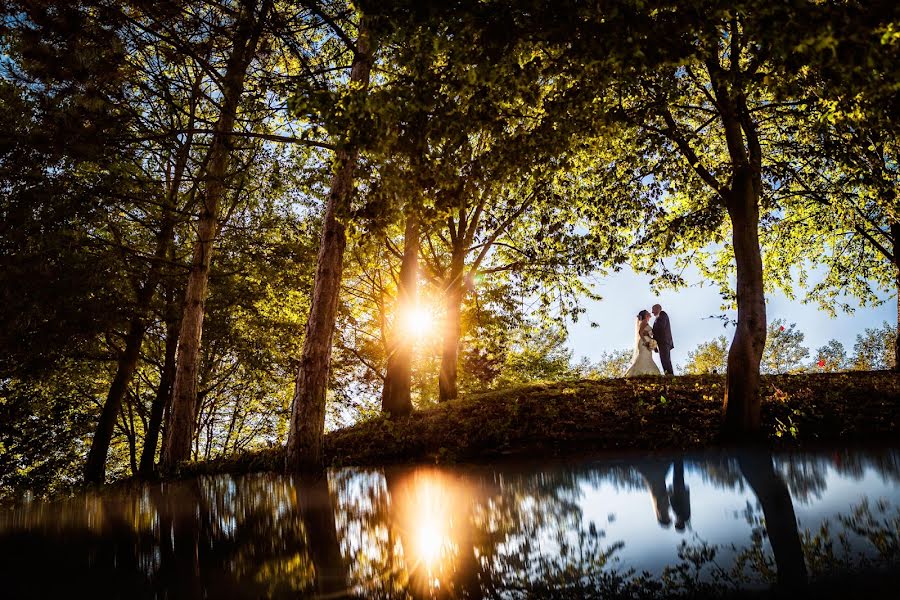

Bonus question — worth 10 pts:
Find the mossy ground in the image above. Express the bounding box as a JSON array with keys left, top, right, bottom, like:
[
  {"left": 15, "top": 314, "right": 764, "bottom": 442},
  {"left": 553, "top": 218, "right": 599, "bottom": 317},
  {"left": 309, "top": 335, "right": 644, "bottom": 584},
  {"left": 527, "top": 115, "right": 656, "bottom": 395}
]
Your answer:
[{"left": 185, "top": 371, "right": 900, "bottom": 477}]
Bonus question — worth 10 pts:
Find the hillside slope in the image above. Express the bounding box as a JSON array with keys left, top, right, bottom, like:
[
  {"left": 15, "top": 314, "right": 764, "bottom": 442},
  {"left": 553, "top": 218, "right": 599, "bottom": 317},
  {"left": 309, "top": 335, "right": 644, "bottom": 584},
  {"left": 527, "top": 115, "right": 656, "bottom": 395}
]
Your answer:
[{"left": 187, "top": 371, "right": 900, "bottom": 476}]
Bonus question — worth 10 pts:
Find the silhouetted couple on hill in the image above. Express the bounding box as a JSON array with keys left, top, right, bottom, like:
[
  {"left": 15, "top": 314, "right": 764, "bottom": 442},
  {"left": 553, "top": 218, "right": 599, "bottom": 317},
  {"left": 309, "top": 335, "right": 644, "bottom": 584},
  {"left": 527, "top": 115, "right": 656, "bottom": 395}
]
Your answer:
[{"left": 625, "top": 304, "right": 674, "bottom": 377}]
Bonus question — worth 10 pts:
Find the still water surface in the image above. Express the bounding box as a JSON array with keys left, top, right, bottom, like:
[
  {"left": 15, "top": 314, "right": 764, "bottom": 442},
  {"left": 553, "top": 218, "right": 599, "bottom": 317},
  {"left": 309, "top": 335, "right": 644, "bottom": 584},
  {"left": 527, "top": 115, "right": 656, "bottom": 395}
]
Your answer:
[{"left": 1, "top": 448, "right": 899, "bottom": 598}]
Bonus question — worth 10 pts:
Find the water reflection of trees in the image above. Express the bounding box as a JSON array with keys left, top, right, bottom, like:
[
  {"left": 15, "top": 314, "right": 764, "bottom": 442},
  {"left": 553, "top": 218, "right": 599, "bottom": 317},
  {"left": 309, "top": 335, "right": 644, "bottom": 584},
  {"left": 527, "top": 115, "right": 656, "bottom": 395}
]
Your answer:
[{"left": 1, "top": 449, "right": 899, "bottom": 598}]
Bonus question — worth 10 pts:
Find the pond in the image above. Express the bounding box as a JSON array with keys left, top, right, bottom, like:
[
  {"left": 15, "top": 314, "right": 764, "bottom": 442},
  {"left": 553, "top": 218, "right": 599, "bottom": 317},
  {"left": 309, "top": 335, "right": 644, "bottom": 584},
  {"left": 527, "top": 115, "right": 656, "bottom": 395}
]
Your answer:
[{"left": 1, "top": 447, "right": 899, "bottom": 598}]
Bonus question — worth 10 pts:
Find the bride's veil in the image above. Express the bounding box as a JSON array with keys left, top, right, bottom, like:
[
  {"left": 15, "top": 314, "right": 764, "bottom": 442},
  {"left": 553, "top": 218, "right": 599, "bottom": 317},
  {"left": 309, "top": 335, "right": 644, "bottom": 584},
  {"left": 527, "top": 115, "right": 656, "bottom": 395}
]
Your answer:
[{"left": 630, "top": 316, "right": 642, "bottom": 363}]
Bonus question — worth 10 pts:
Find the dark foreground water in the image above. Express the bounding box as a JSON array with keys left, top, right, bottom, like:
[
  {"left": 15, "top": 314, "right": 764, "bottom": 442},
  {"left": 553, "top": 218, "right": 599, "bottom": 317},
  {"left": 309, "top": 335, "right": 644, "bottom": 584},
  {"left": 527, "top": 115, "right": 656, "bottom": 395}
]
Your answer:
[{"left": 2, "top": 448, "right": 900, "bottom": 599}]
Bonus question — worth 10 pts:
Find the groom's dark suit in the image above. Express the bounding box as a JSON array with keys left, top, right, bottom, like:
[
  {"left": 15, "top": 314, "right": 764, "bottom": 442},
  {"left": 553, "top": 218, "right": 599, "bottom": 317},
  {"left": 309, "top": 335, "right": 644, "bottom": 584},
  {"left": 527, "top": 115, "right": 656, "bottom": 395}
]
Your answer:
[{"left": 652, "top": 311, "right": 675, "bottom": 375}]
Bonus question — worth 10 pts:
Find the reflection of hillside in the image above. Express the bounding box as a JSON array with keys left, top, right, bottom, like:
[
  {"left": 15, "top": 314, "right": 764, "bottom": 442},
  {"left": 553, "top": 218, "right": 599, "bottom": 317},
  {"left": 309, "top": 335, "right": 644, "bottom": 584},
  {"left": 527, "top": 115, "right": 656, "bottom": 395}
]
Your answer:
[
  {"left": 774, "top": 455, "right": 829, "bottom": 505},
  {"left": 855, "top": 449, "right": 900, "bottom": 484},
  {"left": 772, "top": 449, "right": 900, "bottom": 505},
  {"left": 0, "top": 448, "right": 898, "bottom": 598},
  {"left": 465, "top": 467, "right": 611, "bottom": 596},
  {"left": 682, "top": 455, "right": 746, "bottom": 492}
]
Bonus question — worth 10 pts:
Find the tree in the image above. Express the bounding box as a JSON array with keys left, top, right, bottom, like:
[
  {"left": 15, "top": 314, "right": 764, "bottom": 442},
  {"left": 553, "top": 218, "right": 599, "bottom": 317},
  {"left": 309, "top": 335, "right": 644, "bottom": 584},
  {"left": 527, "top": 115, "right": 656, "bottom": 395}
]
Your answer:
[
  {"left": 812, "top": 339, "right": 849, "bottom": 372},
  {"left": 180, "top": 160, "right": 317, "bottom": 463},
  {"left": 83, "top": 7, "right": 208, "bottom": 482},
  {"left": 0, "top": 0, "right": 178, "bottom": 484},
  {"left": 161, "top": 0, "right": 275, "bottom": 472},
  {"left": 286, "top": 11, "right": 376, "bottom": 472},
  {"left": 622, "top": 10, "right": 795, "bottom": 435},
  {"left": 688, "top": 1, "right": 898, "bottom": 376},
  {"left": 610, "top": 2, "right": 898, "bottom": 433},
  {"left": 590, "top": 349, "right": 635, "bottom": 380},
  {"left": 852, "top": 321, "right": 896, "bottom": 371},
  {"left": 362, "top": 3, "right": 631, "bottom": 404},
  {"left": 761, "top": 320, "right": 809, "bottom": 375},
  {"left": 380, "top": 207, "right": 420, "bottom": 417},
  {"left": 511, "top": 0, "right": 896, "bottom": 434},
  {"left": 493, "top": 326, "right": 582, "bottom": 388},
  {"left": 683, "top": 336, "right": 729, "bottom": 375}
]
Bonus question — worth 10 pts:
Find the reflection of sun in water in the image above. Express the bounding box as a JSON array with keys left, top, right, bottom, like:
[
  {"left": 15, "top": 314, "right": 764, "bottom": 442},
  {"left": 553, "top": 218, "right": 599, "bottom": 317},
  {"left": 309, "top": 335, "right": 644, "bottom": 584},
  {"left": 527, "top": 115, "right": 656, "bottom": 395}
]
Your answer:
[
  {"left": 396, "top": 470, "right": 472, "bottom": 592},
  {"left": 401, "top": 306, "right": 435, "bottom": 338},
  {"left": 411, "top": 478, "right": 450, "bottom": 571},
  {"left": 415, "top": 517, "right": 445, "bottom": 568}
]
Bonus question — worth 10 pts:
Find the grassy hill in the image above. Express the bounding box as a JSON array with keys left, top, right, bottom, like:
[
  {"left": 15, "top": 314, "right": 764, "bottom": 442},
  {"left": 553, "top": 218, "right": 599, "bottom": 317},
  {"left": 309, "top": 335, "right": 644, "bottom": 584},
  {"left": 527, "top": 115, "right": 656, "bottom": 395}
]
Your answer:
[{"left": 187, "top": 371, "right": 900, "bottom": 476}]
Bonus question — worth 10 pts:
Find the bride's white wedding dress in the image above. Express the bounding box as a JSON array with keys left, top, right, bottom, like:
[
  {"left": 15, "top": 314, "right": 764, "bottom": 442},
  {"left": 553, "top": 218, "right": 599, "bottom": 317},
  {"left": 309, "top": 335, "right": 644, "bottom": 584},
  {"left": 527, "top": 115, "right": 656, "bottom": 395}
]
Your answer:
[{"left": 624, "top": 321, "right": 661, "bottom": 377}]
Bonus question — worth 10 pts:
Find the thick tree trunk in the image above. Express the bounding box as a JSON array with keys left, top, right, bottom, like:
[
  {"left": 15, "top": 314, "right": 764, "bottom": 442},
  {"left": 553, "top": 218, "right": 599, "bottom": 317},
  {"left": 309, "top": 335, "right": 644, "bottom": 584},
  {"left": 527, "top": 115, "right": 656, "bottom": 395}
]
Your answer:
[
  {"left": 438, "top": 248, "right": 466, "bottom": 402},
  {"left": 722, "top": 171, "right": 767, "bottom": 438},
  {"left": 737, "top": 452, "right": 808, "bottom": 589},
  {"left": 138, "top": 289, "right": 180, "bottom": 477},
  {"left": 161, "top": 0, "right": 270, "bottom": 471},
  {"left": 285, "top": 21, "right": 374, "bottom": 473},
  {"left": 284, "top": 182, "right": 351, "bottom": 470},
  {"left": 892, "top": 222, "right": 899, "bottom": 372},
  {"left": 381, "top": 209, "right": 419, "bottom": 417}
]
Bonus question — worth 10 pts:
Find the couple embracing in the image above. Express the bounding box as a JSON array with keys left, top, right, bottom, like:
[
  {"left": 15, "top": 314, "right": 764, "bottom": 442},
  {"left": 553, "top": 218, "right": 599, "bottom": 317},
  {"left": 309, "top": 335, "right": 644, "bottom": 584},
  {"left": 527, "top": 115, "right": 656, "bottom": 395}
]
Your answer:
[{"left": 625, "top": 304, "right": 674, "bottom": 377}]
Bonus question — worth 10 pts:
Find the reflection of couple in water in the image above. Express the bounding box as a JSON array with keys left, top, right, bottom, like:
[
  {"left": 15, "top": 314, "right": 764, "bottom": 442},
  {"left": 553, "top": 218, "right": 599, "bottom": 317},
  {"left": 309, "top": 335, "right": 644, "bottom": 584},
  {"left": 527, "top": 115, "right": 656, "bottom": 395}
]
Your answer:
[{"left": 636, "top": 459, "right": 691, "bottom": 530}]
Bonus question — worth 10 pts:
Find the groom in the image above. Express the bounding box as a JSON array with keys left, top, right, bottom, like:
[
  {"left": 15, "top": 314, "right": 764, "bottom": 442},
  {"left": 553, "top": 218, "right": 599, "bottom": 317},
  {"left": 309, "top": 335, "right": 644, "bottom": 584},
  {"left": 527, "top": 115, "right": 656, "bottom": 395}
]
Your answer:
[{"left": 652, "top": 304, "right": 674, "bottom": 375}]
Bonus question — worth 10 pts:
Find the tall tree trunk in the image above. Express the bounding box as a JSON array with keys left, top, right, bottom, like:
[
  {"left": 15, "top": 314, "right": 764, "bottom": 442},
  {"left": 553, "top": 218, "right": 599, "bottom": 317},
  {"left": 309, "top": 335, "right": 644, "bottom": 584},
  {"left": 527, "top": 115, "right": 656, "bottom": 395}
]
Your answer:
[
  {"left": 722, "top": 173, "right": 767, "bottom": 437},
  {"left": 381, "top": 209, "right": 419, "bottom": 417},
  {"left": 438, "top": 247, "right": 466, "bottom": 402},
  {"left": 703, "top": 58, "right": 767, "bottom": 438},
  {"left": 737, "top": 452, "right": 808, "bottom": 589},
  {"left": 139, "top": 68, "right": 201, "bottom": 479},
  {"left": 161, "top": 0, "right": 271, "bottom": 471},
  {"left": 138, "top": 287, "right": 180, "bottom": 477},
  {"left": 285, "top": 19, "right": 374, "bottom": 473},
  {"left": 892, "top": 222, "right": 899, "bottom": 371}
]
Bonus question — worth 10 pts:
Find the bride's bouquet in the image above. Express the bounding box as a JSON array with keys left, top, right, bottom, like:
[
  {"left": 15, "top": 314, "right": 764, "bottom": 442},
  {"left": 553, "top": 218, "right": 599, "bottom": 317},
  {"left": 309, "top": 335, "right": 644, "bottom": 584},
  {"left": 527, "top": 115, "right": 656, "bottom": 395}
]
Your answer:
[{"left": 646, "top": 338, "right": 658, "bottom": 351}]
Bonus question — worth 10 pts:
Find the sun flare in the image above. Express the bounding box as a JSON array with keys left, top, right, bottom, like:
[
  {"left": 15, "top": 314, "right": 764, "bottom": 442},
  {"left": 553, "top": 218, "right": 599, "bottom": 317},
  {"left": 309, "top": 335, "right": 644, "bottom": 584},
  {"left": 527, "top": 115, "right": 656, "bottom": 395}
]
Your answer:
[{"left": 401, "top": 306, "right": 435, "bottom": 338}]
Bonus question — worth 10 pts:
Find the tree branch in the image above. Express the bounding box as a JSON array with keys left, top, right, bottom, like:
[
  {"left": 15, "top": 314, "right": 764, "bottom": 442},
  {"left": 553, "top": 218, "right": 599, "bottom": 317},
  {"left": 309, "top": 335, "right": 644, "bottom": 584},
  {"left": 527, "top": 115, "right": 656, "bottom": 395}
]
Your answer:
[
  {"left": 298, "top": 0, "right": 359, "bottom": 55},
  {"left": 659, "top": 103, "right": 726, "bottom": 200},
  {"left": 469, "top": 192, "right": 535, "bottom": 273},
  {"left": 123, "top": 128, "right": 334, "bottom": 149}
]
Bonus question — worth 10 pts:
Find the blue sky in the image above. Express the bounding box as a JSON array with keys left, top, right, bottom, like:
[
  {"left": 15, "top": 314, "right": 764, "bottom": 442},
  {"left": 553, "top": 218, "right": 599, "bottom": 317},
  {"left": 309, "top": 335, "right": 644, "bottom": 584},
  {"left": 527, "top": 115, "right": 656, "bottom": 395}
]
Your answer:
[{"left": 567, "top": 265, "right": 895, "bottom": 370}]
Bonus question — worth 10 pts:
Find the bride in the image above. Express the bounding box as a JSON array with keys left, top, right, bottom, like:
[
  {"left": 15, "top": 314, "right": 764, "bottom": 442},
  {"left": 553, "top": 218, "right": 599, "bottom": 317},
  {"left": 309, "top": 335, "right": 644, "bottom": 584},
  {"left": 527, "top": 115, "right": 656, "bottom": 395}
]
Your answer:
[{"left": 624, "top": 309, "right": 662, "bottom": 377}]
